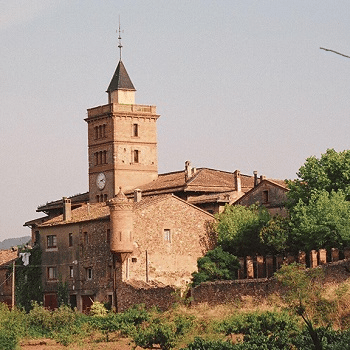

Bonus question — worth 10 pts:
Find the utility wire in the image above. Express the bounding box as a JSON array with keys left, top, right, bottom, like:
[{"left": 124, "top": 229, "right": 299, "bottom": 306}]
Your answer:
[{"left": 320, "top": 47, "right": 350, "bottom": 59}]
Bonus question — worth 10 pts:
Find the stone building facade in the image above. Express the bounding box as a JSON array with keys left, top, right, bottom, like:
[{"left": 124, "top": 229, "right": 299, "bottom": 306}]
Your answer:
[
  {"left": 33, "top": 191, "right": 213, "bottom": 311},
  {"left": 24, "top": 48, "right": 286, "bottom": 312}
]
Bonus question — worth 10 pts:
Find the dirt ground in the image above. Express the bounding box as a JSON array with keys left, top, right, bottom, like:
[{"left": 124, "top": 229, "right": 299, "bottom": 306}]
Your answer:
[{"left": 20, "top": 337, "right": 143, "bottom": 350}]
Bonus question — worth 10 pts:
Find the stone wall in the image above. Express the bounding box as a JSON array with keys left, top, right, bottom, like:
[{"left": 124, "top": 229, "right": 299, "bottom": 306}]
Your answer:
[
  {"left": 192, "top": 258, "right": 350, "bottom": 306},
  {"left": 116, "top": 280, "right": 178, "bottom": 312}
]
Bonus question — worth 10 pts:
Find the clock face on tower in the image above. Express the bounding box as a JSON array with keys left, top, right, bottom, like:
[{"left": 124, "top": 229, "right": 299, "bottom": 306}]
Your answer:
[{"left": 96, "top": 172, "right": 106, "bottom": 190}]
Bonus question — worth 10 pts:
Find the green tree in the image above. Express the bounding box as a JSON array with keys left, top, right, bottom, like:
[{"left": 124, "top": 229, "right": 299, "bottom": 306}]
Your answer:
[
  {"left": 191, "top": 247, "right": 240, "bottom": 286},
  {"left": 259, "top": 215, "right": 291, "bottom": 254},
  {"left": 215, "top": 204, "right": 270, "bottom": 256},
  {"left": 289, "top": 190, "right": 350, "bottom": 251},
  {"left": 287, "top": 148, "right": 350, "bottom": 208}
]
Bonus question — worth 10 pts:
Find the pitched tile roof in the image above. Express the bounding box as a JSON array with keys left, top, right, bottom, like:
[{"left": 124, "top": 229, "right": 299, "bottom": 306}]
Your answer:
[
  {"left": 37, "top": 192, "right": 89, "bottom": 213},
  {"left": 0, "top": 250, "right": 17, "bottom": 267},
  {"left": 38, "top": 193, "right": 214, "bottom": 228},
  {"left": 127, "top": 168, "right": 254, "bottom": 195}
]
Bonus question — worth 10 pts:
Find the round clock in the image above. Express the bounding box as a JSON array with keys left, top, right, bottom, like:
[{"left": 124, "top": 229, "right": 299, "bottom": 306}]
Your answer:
[{"left": 96, "top": 172, "right": 106, "bottom": 190}]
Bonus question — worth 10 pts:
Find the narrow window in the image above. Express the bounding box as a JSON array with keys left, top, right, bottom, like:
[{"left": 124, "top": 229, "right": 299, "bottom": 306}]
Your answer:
[
  {"left": 164, "top": 229, "right": 171, "bottom": 242},
  {"left": 69, "top": 266, "right": 74, "bottom": 278},
  {"left": 68, "top": 233, "right": 73, "bottom": 247},
  {"left": 133, "top": 123, "right": 139, "bottom": 137},
  {"left": 47, "top": 235, "right": 57, "bottom": 249},
  {"left": 103, "top": 150, "right": 107, "bottom": 164},
  {"left": 103, "top": 194, "right": 108, "bottom": 202},
  {"left": 98, "top": 151, "right": 103, "bottom": 165},
  {"left": 103, "top": 124, "right": 106, "bottom": 137},
  {"left": 94, "top": 126, "right": 98, "bottom": 139},
  {"left": 133, "top": 150, "right": 139, "bottom": 163},
  {"left": 94, "top": 152, "right": 98, "bottom": 166},
  {"left": 84, "top": 232, "right": 88, "bottom": 245},
  {"left": 86, "top": 268, "right": 92, "bottom": 280},
  {"left": 262, "top": 190, "right": 269, "bottom": 203},
  {"left": 47, "top": 267, "right": 57, "bottom": 280}
]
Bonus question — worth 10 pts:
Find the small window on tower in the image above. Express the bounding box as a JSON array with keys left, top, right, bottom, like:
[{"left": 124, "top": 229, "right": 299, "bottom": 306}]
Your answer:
[
  {"left": 133, "top": 123, "right": 139, "bottom": 137},
  {"left": 164, "top": 229, "right": 171, "bottom": 242},
  {"left": 133, "top": 150, "right": 139, "bottom": 163}
]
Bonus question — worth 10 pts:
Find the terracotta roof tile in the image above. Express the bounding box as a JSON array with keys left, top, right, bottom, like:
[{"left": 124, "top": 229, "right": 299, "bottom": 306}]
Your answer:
[{"left": 0, "top": 250, "right": 17, "bottom": 267}]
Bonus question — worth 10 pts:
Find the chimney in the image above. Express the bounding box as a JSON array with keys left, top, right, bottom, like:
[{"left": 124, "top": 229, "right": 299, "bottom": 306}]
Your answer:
[
  {"left": 234, "top": 170, "right": 241, "bottom": 192},
  {"left": 134, "top": 189, "right": 142, "bottom": 203},
  {"left": 185, "top": 161, "right": 192, "bottom": 181},
  {"left": 63, "top": 197, "right": 71, "bottom": 221},
  {"left": 260, "top": 175, "right": 266, "bottom": 182},
  {"left": 253, "top": 171, "right": 258, "bottom": 187}
]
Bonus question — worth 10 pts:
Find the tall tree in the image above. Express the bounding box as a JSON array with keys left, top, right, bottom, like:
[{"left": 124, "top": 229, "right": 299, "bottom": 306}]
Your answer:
[{"left": 287, "top": 148, "right": 350, "bottom": 208}]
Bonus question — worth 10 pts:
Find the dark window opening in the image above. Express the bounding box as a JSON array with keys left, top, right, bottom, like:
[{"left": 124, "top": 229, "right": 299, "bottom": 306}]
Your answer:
[
  {"left": 133, "top": 123, "right": 139, "bottom": 137},
  {"left": 262, "top": 190, "right": 269, "bottom": 203},
  {"left": 68, "top": 233, "right": 73, "bottom": 247},
  {"left": 133, "top": 150, "right": 139, "bottom": 163}
]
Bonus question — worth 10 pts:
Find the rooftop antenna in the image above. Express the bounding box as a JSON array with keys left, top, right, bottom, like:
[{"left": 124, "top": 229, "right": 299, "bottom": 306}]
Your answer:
[{"left": 117, "top": 16, "right": 123, "bottom": 61}]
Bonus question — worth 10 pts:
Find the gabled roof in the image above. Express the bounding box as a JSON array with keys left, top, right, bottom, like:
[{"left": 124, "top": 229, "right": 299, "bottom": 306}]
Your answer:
[
  {"left": 107, "top": 60, "right": 135, "bottom": 92},
  {"left": 233, "top": 178, "right": 288, "bottom": 205},
  {"left": 126, "top": 168, "right": 254, "bottom": 196}
]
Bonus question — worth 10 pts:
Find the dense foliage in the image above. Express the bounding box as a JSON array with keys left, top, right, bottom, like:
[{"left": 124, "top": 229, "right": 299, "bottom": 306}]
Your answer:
[
  {"left": 215, "top": 204, "right": 271, "bottom": 256},
  {"left": 191, "top": 247, "right": 240, "bottom": 287},
  {"left": 285, "top": 148, "right": 350, "bottom": 252},
  {"left": 289, "top": 190, "right": 350, "bottom": 251},
  {"left": 287, "top": 148, "right": 350, "bottom": 207},
  {"left": 15, "top": 245, "right": 43, "bottom": 312}
]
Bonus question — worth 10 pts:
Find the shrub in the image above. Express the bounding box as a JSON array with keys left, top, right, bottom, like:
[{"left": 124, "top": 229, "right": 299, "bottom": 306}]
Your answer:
[
  {"left": 0, "top": 328, "right": 18, "bottom": 350},
  {"left": 90, "top": 301, "right": 108, "bottom": 317},
  {"left": 181, "top": 337, "right": 236, "bottom": 350}
]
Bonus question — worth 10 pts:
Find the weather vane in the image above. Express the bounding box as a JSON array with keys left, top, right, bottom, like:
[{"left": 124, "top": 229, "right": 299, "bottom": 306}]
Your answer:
[{"left": 117, "top": 16, "right": 123, "bottom": 61}]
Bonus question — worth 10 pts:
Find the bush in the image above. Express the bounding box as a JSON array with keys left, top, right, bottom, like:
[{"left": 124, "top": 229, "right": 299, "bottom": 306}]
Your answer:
[
  {"left": 181, "top": 337, "right": 236, "bottom": 350},
  {"left": 90, "top": 301, "right": 108, "bottom": 317},
  {"left": 191, "top": 247, "right": 240, "bottom": 286},
  {"left": 0, "top": 328, "right": 18, "bottom": 350},
  {"left": 216, "top": 310, "right": 300, "bottom": 349}
]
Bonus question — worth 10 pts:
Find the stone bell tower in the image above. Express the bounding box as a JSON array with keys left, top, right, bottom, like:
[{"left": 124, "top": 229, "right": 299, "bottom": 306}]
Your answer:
[{"left": 85, "top": 35, "right": 160, "bottom": 203}]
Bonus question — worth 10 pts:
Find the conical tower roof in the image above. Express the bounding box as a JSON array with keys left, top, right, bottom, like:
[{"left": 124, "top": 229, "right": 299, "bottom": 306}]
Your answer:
[{"left": 107, "top": 60, "right": 136, "bottom": 92}]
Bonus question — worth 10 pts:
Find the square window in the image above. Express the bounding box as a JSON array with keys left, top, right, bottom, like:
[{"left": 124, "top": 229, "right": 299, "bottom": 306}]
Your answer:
[
  {"left": 47, "top": 235, "right": 57, "bottom": 249},
  {"left": 47, "top": 267, "right": 57, "bottom": 280},
  {"left": 164, "top": 229, "right": 171, "bottom": 242}
]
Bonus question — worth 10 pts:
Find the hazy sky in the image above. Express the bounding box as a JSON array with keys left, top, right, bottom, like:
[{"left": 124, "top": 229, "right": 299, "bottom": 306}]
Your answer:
[{"left": 1, "top": 1, "right": 350, "bottom": 240}]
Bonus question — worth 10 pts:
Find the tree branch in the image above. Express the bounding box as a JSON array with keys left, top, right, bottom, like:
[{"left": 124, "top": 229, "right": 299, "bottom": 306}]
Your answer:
[{"left": 320, "top": 47, "right": 350, "bottom": 59}]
